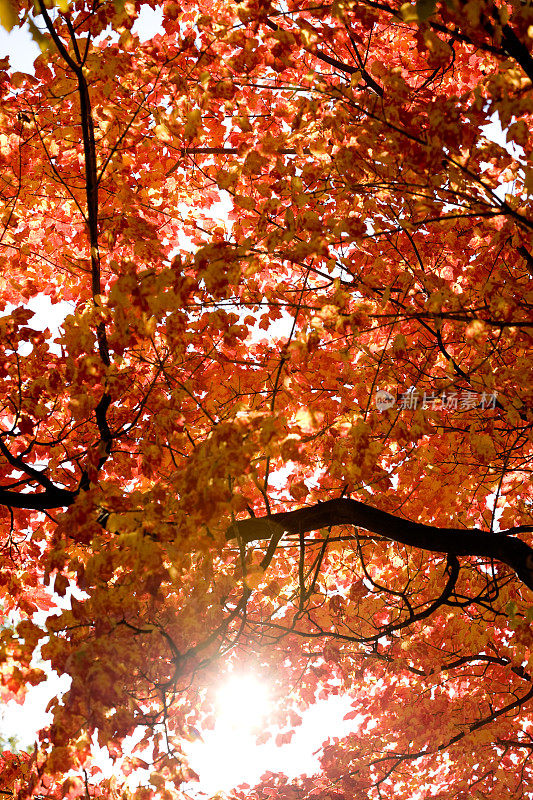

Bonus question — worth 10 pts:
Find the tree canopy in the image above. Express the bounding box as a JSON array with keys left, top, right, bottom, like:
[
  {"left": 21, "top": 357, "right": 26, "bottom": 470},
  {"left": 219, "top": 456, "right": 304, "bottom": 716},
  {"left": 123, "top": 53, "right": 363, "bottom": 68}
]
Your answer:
[{"left": 0, "top": 0, "right": 532, "bottom": 796}]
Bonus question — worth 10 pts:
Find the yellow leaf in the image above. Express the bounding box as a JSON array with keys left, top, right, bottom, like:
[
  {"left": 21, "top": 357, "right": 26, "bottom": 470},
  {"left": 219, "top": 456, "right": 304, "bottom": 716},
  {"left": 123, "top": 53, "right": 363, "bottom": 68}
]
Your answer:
[
  {"left": 244, "top": 567, "right": 265, "bottom": 590},
  {"left": 119, "top": 29, "right": 134, "bottom": 50},
  {"left": 0, "top": 0, "right": 18, "bottom": 32},
  {"left": 154, "top": 123, "right": 172, "bottom": 144},
  {"left": 294, "top": 407, "right": 321, "bottom": 433},
  {"left": 27, "top": 17, "right": 50, "bottom": 53},
  {"left": 400, "top": 2, "right": 418, "bottom": 22},
  {"left": 184, "top": 108, "right": 201, "bottom": 139}
]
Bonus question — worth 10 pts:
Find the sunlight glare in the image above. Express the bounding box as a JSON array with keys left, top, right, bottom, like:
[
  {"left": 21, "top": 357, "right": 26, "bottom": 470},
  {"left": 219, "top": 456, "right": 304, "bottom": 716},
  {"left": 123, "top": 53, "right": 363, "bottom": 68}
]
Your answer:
[
  {"left": 215, "top": 673, "right": 271, "bottom": 733},
  {"left": 184, "top": 687, "right": 358, "bottom": 796}
]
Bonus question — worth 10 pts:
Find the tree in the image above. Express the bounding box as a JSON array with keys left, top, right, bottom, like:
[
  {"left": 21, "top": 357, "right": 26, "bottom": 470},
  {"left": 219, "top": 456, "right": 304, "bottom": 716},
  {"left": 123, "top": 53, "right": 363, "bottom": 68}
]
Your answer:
[{"left": 0, "top": 0, "right": 532, "bottom": 796}]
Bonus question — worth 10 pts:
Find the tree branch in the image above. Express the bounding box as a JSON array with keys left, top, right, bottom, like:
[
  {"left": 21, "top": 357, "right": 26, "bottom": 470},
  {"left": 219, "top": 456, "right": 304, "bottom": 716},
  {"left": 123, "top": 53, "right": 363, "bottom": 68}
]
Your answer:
[
  {"left": 226, "top": 499, "right": 533, "bottom": 590},
  {"left": 0, "top": 486, "right": 75, "bottom": 510},
  {"left": 263, "top": 16, "right": 383, "bottom": 95}
]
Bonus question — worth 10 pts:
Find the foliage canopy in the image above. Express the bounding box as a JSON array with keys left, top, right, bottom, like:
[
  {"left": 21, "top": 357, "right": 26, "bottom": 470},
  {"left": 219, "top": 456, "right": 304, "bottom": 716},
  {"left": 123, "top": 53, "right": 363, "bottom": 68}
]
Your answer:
[{"left": 0, "top": 0, "right": 532, "bottom": 797}]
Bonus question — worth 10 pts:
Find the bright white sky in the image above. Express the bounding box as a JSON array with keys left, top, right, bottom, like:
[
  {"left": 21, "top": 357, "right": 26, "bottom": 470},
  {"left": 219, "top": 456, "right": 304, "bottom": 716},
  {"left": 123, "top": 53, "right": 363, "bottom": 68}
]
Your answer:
[{"left": 184, "top": 677, "right": 357, "bottom": 795}]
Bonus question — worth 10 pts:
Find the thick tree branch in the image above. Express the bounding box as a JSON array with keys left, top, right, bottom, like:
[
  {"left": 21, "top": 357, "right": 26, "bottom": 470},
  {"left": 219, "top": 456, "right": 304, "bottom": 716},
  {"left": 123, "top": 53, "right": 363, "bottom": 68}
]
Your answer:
[
  {"left": 0, "top": 486, "right": 76, "bottom": 510},
  {"left": 499, "top": 23, "right": 533, "bottom": 84},
  {"left": 227, "top": 499, "right": 533, "bottom": 590},
  {"left": 37, "top": 9, "right": 113, "bottom": 485},
  {"left": 0, "top": 438, "right": 61, "bottom": 493}
]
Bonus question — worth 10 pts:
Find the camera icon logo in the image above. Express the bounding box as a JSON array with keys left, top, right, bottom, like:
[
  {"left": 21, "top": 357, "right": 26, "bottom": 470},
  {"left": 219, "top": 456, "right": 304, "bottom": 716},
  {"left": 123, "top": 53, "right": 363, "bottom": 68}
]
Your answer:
[{"left": 375, "top": 389, "right": 396, "bottom": 413}]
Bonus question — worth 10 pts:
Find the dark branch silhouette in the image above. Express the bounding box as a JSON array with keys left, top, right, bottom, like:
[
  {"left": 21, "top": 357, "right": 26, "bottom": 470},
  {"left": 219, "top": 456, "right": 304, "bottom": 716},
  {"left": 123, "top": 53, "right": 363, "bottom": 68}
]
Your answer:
[{"left": 227, "top": 498, "right": 533, "bottom": 590}]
